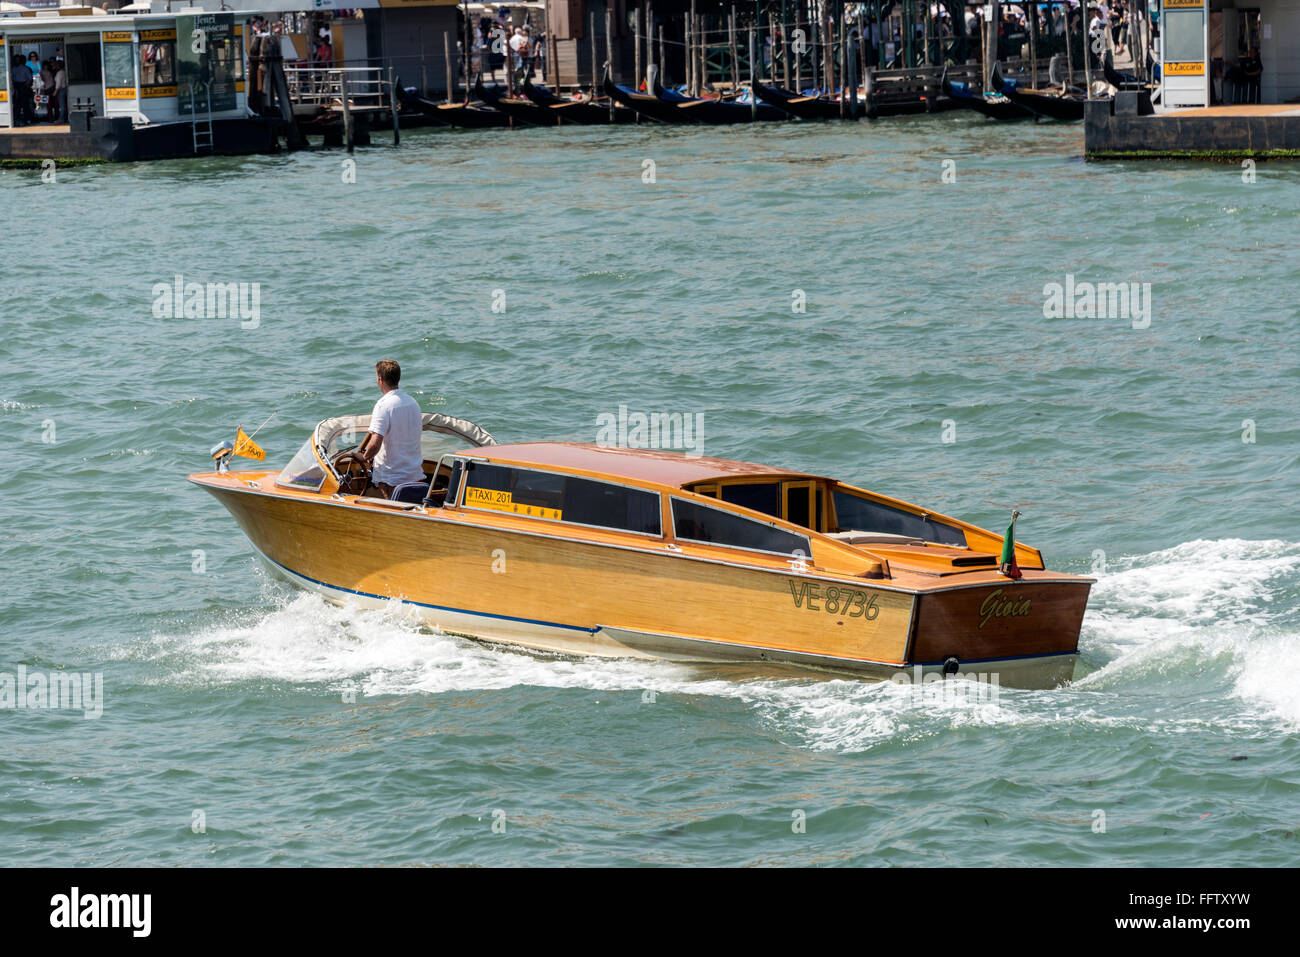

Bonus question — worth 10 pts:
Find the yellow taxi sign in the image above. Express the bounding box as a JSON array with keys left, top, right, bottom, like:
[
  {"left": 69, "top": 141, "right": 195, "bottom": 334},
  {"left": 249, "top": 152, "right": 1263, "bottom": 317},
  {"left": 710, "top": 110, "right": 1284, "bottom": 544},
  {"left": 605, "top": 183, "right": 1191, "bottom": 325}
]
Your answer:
[{"left": 465, "top": 487, "right": 562, "bottom": 521}]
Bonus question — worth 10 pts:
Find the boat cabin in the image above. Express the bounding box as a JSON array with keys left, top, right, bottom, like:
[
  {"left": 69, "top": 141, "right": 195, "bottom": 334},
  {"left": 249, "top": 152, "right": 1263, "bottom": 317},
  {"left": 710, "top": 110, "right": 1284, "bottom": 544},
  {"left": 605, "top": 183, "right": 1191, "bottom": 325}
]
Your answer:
[{"left": 269, "top": 417, "right": 1032, "bottom": 579}]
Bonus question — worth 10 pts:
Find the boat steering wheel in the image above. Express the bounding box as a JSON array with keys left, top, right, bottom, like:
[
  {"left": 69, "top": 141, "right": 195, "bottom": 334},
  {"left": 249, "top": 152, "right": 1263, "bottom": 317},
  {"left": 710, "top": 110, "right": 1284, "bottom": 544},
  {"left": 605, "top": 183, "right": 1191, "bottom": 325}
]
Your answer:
[{"left": 329, "top": 446, "right": 372, "bottom": 496}]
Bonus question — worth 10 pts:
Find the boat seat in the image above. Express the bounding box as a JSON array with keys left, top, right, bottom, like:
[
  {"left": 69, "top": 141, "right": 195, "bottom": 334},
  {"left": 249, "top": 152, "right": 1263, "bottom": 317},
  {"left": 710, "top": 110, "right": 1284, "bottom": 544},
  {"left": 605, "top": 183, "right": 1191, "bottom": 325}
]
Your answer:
[
  {"left": 390, "top": 479, "right": 432, "bottom": 504},
  {"left": 828, "top": 531, "right": 927, "bottom": 546}
]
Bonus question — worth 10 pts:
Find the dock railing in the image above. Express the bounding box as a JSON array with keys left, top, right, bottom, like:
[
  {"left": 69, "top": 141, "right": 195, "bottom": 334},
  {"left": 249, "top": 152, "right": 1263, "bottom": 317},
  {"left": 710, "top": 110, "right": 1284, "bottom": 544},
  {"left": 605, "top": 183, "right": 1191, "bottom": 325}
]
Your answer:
[{"left": 283, "top": 66, "right": 389, "bottom": 111}]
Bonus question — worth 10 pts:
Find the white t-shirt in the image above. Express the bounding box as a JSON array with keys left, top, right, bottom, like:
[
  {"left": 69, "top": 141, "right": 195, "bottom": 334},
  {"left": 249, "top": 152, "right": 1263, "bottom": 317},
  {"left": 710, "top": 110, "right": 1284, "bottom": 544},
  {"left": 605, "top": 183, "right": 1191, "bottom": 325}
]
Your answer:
[{"left": 369, "top": 389, "right": 424, "bottom": 486}]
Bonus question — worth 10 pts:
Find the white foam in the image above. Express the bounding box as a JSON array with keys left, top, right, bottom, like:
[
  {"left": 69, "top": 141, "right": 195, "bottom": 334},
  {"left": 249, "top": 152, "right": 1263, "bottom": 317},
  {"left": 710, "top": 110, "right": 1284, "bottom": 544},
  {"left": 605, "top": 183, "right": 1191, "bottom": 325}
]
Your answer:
[
  {"left": 1078, "top": 538, "right": 1300, "bottom": 726},
  {"left": 140, "top": 539, "right": 1300, "bottom": 750}
]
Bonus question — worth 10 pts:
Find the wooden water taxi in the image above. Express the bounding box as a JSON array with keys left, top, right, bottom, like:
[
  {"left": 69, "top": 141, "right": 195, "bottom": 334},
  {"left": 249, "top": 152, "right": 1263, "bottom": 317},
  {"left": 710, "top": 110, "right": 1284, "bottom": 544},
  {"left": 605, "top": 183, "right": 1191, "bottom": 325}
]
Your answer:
[{"left": 189, "top": 413, "right": 1093, "bottom": 688}]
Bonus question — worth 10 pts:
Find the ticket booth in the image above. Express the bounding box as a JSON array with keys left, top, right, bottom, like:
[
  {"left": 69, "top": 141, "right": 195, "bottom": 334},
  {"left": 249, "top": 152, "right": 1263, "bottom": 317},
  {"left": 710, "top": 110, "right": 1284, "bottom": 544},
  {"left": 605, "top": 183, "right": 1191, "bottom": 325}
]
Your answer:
[{"left": 1161, "top": 0, "right": 1210, "bottom": 108}]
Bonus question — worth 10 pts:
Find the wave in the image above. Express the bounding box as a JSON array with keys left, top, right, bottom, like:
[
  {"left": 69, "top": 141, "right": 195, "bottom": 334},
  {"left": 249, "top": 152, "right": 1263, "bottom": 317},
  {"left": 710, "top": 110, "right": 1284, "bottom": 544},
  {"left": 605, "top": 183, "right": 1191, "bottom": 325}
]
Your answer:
[
  {"left": 133, "top": 539, "right": 1300, "bottom": 750},
  {"left": 1077, "top": 538, "right": 1300, "bottom": 727}
]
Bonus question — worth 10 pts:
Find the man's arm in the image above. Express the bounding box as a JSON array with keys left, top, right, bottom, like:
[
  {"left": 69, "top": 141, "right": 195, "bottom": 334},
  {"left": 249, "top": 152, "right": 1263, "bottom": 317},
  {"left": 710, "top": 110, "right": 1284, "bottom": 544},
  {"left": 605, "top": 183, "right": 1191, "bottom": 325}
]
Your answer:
[{"left": 359, "top": 432, "right": 384, "bottom": 464}]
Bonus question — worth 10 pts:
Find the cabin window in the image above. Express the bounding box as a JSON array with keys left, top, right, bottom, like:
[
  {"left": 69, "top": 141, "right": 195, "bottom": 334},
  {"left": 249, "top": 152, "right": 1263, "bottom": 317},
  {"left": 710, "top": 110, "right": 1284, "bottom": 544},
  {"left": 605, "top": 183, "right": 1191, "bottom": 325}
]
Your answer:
[
  {"left": 719, "top": 482, "right": 781, "bottom": 518},
  {"left": 461, "top": 463, "right": 662, "bottom": 536},
  {"left": 832, "top": 489, "right": 967, "bottom": 546},
  {"left": 671, "top": 497, "right": 811, "bottom": 557},
  {"left": 784, "top": 481, "right": 825, "bottom": 531},
  {"left": 275, "top": 439, "right": 326, "bottom": 492}
]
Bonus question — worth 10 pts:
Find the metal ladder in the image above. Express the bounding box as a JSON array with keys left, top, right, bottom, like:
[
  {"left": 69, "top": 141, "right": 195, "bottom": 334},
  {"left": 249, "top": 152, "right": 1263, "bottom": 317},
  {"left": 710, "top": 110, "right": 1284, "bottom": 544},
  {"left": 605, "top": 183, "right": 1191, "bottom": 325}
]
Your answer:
[{"left": 190, "top": 86, "right": 214, "bottom": 154}]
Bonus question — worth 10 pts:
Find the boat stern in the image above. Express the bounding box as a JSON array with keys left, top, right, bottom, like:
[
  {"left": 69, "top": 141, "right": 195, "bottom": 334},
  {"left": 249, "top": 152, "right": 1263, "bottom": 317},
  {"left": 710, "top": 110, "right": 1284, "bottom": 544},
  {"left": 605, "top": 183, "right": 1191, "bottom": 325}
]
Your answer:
[{"left": 905, "top": 572, "right": 1093, "bottom": 688}]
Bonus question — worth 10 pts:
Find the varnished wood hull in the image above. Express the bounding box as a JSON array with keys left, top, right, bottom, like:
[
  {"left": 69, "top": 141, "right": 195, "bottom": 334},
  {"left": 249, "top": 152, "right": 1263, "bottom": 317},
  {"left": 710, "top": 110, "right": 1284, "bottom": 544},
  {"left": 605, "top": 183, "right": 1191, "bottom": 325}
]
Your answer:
[{"left": 193, "top": 475, "right": 1090, "bottom": 688}]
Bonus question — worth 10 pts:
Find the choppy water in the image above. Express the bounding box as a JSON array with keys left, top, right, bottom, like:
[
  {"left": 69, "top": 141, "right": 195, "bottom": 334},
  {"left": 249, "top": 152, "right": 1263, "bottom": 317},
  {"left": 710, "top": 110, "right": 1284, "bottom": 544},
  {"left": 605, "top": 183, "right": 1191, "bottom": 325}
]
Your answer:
[{"left": 2, "top": 116, "right": 1298, "bottom": 866}]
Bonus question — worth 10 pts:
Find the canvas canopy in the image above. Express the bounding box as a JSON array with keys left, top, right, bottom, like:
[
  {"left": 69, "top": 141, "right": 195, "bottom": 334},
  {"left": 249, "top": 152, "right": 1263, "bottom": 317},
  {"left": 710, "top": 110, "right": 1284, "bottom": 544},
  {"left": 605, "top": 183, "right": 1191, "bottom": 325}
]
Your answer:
[{"left": 314, "top": 412, "right": 496, "bottom": 462}]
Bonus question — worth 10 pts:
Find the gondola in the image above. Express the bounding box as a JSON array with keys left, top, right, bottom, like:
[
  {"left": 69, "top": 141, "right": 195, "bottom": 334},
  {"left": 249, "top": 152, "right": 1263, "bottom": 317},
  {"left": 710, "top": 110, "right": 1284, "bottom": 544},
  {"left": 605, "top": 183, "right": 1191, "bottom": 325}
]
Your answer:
[
  {"left": 751, "top": 80, "right": 852, "bottom": 120},
  {"left": 655, "top": 73, "right": 786, "bottom": 124},
  {"left": 941, "top": 69, "right": 1036, "bottom": 121},
  {"left": 990, "top": 62, "right": 1086, "bottom": 121},
  {"left": 474, "top": 76, "right": 562, "bottom": 126},
  {"left": 600, "top": 67, "right": 693, "bottom": 124},
  {"left": 416, "top": 98, "right": 512, "bottom": 128},
  {"left": 673, "top": 91, "right": 788, "bottom": 124},
  {"left": 520, "top": 78, "right": 638, "bottom": 125}
]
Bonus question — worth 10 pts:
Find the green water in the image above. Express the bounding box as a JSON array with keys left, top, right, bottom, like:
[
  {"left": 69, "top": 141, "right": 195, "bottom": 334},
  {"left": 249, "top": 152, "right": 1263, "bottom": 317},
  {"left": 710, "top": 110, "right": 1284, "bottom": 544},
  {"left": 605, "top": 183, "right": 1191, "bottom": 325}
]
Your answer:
[{"left": 2, "top": 115, "right": 1298, "bottom": 865}]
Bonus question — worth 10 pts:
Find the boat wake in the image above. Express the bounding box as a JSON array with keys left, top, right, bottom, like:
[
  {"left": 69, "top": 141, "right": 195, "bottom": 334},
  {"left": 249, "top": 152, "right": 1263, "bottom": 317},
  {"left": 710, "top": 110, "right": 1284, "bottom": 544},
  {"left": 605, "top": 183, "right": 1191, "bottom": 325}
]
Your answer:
[
  {"left": 138, "top": 539, "right": 1300, "bottom": 751},
  {"left": 1076, "top": 538, "right": 1300, "bottom": 728}
]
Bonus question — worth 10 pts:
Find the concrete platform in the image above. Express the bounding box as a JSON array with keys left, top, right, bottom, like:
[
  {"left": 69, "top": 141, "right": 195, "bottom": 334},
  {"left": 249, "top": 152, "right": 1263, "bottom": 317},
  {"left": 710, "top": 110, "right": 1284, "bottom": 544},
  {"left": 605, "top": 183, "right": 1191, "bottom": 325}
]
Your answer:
[
  {"left": 1086, "top": 99, "right": 1300, "bottom": 159},
  {"left": 1, "top": 115, "right": 285, "bottom": 163}
]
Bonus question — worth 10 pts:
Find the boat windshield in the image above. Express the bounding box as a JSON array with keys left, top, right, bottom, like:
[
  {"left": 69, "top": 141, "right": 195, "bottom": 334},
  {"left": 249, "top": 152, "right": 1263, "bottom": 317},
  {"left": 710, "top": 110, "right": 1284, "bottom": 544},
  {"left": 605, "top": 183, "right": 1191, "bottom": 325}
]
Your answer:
[
  {"left": 832, "top": 488, "right": 967, "bottom": 546},
  {"left": 276, "top": 438, "right": 327, "bottom": 492},
  {"left": 316, "top": 413, "right": 496, "bottom": 461}
]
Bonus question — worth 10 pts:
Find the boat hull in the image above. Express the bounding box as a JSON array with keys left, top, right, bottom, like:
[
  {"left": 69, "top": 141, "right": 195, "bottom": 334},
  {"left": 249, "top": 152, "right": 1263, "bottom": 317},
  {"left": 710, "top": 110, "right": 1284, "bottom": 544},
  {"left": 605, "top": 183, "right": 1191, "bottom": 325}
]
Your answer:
[
  {"left": 1004, "top": 87, "right": 1087, "bottom": 121},
  {"left": 195, "top": 476, "right": 1089, "bottom": 689}
]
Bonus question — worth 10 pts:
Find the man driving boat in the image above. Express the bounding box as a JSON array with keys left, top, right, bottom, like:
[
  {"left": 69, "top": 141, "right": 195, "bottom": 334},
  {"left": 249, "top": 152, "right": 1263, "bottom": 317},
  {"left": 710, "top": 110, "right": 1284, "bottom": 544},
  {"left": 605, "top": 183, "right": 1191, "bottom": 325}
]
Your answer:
[{"left": 358, "top": 360, "right": 425, "bottom": 498}]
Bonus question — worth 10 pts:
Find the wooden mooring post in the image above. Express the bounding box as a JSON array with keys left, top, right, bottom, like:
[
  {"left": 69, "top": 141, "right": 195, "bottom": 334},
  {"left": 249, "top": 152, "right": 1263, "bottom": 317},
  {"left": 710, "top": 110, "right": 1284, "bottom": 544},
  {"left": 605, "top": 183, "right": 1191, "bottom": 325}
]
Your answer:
[
  {"left": 389, "top": 67, "right": 400, "bottom": 145},
  {"left": 634, "top": 8, "right": 642, "bottom": 91},
  {"left": 729, "top": 8, "right": 739, "bottom": 92},
  {"left": 341, "top": 76, "right": 353, "bottom": 153},
  {"left": 444, "top": 32, "right": 454, "bottom": 103}
]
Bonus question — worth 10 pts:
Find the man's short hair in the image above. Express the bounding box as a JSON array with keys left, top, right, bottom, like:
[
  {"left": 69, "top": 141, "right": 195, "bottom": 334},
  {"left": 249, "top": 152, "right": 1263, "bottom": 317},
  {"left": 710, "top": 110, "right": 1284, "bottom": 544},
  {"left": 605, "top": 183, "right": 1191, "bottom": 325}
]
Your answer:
[{"left": 376, "top": 359, "right": 401, "bottom": 388}]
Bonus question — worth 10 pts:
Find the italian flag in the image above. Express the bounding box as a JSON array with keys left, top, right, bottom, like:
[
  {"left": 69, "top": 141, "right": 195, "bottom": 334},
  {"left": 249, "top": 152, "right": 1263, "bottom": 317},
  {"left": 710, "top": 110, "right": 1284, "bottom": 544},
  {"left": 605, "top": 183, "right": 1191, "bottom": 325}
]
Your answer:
[{"left": 999, "top": 513, "right": 1023, "bottom": 580}]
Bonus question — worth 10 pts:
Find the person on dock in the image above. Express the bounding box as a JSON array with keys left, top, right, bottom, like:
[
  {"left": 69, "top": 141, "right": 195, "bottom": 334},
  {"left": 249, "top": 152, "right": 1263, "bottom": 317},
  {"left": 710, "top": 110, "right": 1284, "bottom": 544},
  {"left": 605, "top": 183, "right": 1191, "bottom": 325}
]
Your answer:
[
  {"left": 509, "top": 26, "right": 529, "bottom": 85},
  {"left": 9, "top": 55, "right": 33, "bottom": 127},
  {"left": 53, "top": 59, "right": 67, "bottom": 125},
  {"left": 358, "top": 360, "right": 425, "bottom": 500},
  {"left": 1240, "top": 47, "right": 1262, "bottom": 103},
  {"left": 40, "top": 59, "right": 57, "bottom": 123}
]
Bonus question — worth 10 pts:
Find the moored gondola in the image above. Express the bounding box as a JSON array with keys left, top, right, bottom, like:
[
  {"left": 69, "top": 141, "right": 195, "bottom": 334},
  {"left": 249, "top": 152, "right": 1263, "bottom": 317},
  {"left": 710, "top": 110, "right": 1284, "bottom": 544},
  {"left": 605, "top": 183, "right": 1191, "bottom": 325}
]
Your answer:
[
  {"left": 417, "top": 97, "right": 512, "bottom": 128},
  {"left": 751, "top": 81, "right": 851, "bottom": 120},
  {"left": 941, "top": 69, "right": 1036, "bottom": 121},
  {"left": 601, "top": 67, "right": 694, "bottom": 124},
  {"left": 674, "top": 92, "right": 788, "bottom": 124},
  {"left": 474, "top": 76, "right": 562, "bottom": 127},
  {"left": 520, "top": 78, "right": 637, "bottom": 125},
  {"left": 990, "top": 62, "right": 1087, "bottom": 121}
]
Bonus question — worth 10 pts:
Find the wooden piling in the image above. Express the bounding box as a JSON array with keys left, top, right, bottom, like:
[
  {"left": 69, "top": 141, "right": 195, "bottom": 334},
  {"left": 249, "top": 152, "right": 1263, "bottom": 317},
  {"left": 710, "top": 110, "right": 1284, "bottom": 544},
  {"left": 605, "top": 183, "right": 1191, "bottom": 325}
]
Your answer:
[
  {"left": 647, "top": 3, "right": 656, "bottom": 84},
  {"left": 341, "top": 76, "right": 354, "bottom": 153},
  {"left": 659, "top": 25, "right": 666, "bottom": 88},
  {"left": 748, "top": 27, "right": 756, "bottom": 119},
  {"left": 794, "top": 6, "right": 802, "bottom": 93},
  {"left": 848, "top": 27, "right": 859, "bottom": 117},
  {"left": 462, "top": 8, "right": 471, "bottom": 101},
  {"left": 839, "top": 6, "right": 847, "bottom": 116},
  {"left": 1028, "top": 2, "right": 1038, "bottom": 89},
  {"left": 590, "top": 11, "right": 598, "bottom": 92},
  {"left": 390, "top": 67, "right": 400, "bottom": 145},
  {"left": 1062, "top": 1, "right": 1074, "bottom": 92},
  {"left": 605, "top": 7, "right": 617, "bottom": 120},
  {"left": 729, "top": 8, "right": 738, "bottom": 92},
  {"left": 634, "top": 9, "right": 642, "bottom": 91},
  {"left": 444, "top": 32, "right": 454, "bottom": 103},
  {"left": 1081, "top": 1, "right": 1093, "bottom": 98},
  {"left": 983, "top": 1, "right": 999, "bottom": 92}
]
